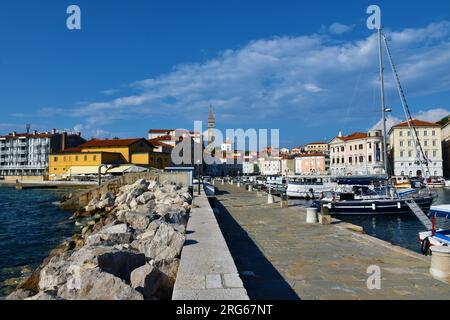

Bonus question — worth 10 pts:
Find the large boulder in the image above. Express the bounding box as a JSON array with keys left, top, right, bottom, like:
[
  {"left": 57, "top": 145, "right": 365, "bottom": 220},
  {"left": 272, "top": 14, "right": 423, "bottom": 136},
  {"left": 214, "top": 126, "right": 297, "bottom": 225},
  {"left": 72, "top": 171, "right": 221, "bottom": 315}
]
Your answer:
[
  {"left": 25, "top": 291, "right": 64, "bottom": 300},
  {"left": 153, "top": 258, "right": 180, "bottom": 300},
  {"left": 58, "top": 267, "right": 143, "bottom": 300},
  {"left": 137, "top": 192, "right": 155, "bottom": 204},
  {"left": 130, "top": 263, "right": 165, "bottom": 299},
  {"left": 38, "top": 252, "right": 73, "bottom": 291},
  {"left": 97, "top": 251, "right": 146, "bottom": 282},
  {"left": 138, "top": 223, "right": 185, "bottom": 262},
  {"left": 5, "top": 289, "right": 34, "bottom": 300}
]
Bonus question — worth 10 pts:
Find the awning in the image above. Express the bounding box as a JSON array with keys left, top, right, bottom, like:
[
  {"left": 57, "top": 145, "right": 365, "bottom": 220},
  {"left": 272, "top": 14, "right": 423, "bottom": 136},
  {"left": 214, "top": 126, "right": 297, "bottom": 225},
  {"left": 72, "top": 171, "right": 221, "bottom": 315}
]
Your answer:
[{"left": 66, "top": 165, "right": 149, "bottom": 176}]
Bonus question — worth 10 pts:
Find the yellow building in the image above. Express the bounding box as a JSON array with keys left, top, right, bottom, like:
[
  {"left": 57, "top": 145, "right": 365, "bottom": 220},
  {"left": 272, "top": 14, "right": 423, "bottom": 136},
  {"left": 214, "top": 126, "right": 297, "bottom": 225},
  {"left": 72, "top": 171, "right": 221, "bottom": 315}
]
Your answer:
[
  {"left": 389, "top": 119, "right": 442, "bottom": 178},
  {"left": 49, "top": 138, "right": 173, "bottom": 179},
  {"left": 50, "top": 150, "right": 124, "bottom": 176}
]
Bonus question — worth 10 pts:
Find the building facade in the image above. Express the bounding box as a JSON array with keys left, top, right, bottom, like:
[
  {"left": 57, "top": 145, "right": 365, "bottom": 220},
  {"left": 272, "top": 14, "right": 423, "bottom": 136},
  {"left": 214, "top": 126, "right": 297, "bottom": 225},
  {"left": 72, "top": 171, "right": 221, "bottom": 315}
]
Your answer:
[
  {"left": 258, "top": 157, "right": 281, "bottom": 176},
  {"left": 329, "top": 130, "right": 385, "bottom": 176},
  {"left": 442, "top": 120, "right": 450, "bottom": 178},
  {"left": 49, "top": 138, "right": 172, "bottom": 179},
  {"left": 295, "top": 153, "right": 329, "bottom": 175},
  {"left": 389, "top": 119, "right": 443, "bottom": 178},
  {"left": 281, "top": 157, "right": 295, "bottom": 176},
  {"left": 304, "top": 142, "right": 329, "bottom": 155},
  {"left": 0, "top": 130, "right": 85, "bottom": 180}
]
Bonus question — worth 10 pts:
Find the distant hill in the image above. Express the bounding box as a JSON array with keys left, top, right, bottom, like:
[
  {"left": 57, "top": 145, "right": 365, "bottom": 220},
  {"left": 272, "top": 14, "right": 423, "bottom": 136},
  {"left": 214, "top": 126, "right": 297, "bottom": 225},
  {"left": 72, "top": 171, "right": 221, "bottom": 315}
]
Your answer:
[{"left": 437, "top": 115, "right": 450, "bottom": 126}]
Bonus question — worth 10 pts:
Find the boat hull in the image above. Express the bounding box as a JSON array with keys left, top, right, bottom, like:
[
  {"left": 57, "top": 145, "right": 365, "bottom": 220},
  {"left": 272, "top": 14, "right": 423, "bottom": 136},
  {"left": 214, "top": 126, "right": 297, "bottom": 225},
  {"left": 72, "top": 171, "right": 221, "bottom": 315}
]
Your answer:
[{"left": 313, "top": 196, "right": 434, "bottom": 215}]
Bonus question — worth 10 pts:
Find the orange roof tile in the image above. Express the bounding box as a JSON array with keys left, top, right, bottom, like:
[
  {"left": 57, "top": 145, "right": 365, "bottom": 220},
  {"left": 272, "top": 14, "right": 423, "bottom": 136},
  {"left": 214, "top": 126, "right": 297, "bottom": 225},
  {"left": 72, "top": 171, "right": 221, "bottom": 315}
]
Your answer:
[
  {"left": 80, "top": 138, "right": 147, "bottom": 148},
  {"left": 392, "top": 119, "right": 440, "bottom": 128}
]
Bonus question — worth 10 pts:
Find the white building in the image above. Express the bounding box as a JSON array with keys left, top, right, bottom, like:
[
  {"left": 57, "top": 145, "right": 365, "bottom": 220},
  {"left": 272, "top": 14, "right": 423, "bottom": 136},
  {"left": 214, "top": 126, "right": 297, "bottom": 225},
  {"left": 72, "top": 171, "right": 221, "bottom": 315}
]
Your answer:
[
  {"left": 389, "top": 119, "right": 443, "bottom": 178},
  {"left": 329, "top": 130, "right": 385, "bottom": 176},
  {"left": 258, "top": 157, "right": 281, "bottom": 176},
  {"left": 0, "top": 129, "right": 85, "bottom": 180}
]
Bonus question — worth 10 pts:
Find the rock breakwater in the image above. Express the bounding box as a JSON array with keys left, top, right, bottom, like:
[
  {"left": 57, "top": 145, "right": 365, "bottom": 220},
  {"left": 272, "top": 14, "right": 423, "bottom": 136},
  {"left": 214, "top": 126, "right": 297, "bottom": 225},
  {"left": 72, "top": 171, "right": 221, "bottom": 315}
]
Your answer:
[{"left": 6, "top": 178, "right": 192, "bottom": 300}]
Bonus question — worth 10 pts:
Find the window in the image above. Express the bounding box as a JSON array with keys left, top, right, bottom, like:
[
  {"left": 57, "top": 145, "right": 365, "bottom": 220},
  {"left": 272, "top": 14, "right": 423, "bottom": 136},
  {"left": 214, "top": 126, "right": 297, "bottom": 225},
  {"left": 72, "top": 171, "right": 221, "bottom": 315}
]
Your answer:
[
  {"left": 368, "top": 143, "right": 372, "bottom": 149},
  {"left": 399, "top": 131, "right": 403, "bottom": 137},
  {"left": 93, "top": 155, "right": 97, "bottom": 161},
  {"left": 336, "top": 158, "right": 340, "bottom": 164},
  {"left": 369, "top": 155, "right": 373, "bottom": 162},
  {"left": 425, "top": 151, "right": 429, "bottom": 157},
  {"left": 408, "top": 131, "right": 412, "bottom": 137},
  {"left": 75, "top": 156, "right": 79, "bottom": 161},
  {"left": 84, "top": 155, "right": 87, "bottom": 161},
  {"left": 408, "top": 140, "right": 412, "bottom": 147},
  {"left": 359, "top": 156, "right": 364, "bottom": 163},
  {"left": 424, "top": 131, "right": 428, "bottom": 136},
  {"left": 54, "top": 157, "right": 58, "bottom": 162},
  {"left": 432, "top": 130, "right": 436, "bottom": 136},
  {"left": 433, "top": 150, "right": 437, "bottom": 157},
  {"left": 341, "top": 147, "right": 344, "bottom": 152},
  {"left": 424, "top": 140, "right": 428, "bottom": 147},
  {"left": 359, "top": 144, "right": 363, "bottom": 150},
  {"left": 350, "top": 146, "right": 352, "bottom": 151},
  {"left": 400, "top": 141, "right": 404, "bottom": 147},
  {"left": 433, "top": 140, "right": 437, "bottom": 147},
  {"left": 341, "top": 158, "right": 344, "bottom": 164},
  {"left": 349, "top": 157, "right": 352, "bottom": 163},
  {"left": 408, "top": 151, "right": 412, "bottom": 157},
  {"left": 400, "top": 151, "right": 404, "bottom": 158}
]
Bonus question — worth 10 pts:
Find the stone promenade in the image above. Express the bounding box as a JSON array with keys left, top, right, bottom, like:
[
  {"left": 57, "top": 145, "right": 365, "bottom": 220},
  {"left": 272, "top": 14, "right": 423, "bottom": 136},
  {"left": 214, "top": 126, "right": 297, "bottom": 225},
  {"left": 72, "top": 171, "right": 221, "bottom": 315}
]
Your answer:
[{"left": 212, "top": 183, "right": 450, "bottom": 300}]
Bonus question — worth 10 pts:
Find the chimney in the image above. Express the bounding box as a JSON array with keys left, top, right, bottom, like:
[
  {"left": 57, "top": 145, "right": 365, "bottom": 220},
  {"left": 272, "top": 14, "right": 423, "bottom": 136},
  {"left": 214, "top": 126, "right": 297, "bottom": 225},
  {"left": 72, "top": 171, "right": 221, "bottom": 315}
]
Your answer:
[
  {"left": 12, "top": 131, "right": 16, "bottom": 137},
  {"left": 33, "top": 130, "right": 38, "bottom": 135},
  {"left": 26, "top": 124, "right": 31, "bottom": 134},
  {"left": 338, "top": 131, "right": 343, "bottom": 138},
  {"left": 52, "top": 128, "right": 57, "bottom": 135}
]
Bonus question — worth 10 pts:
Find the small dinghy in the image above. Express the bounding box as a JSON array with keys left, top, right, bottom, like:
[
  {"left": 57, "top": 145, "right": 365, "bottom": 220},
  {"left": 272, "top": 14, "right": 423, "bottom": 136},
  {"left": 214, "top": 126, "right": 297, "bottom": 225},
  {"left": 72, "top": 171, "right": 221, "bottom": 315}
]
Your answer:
[{"left": 419, "top": 205, "right": 450, "bottom": 255}]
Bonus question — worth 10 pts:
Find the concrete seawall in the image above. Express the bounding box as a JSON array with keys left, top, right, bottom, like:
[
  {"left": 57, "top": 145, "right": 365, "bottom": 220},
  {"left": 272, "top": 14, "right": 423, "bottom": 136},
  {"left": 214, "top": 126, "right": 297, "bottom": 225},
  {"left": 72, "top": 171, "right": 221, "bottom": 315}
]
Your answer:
[
  {"left": 60, "top": 171, "right": 191, "bottom": 211},
  {"left": 172, "top": 188, "right": 249, "bottom": 300}
]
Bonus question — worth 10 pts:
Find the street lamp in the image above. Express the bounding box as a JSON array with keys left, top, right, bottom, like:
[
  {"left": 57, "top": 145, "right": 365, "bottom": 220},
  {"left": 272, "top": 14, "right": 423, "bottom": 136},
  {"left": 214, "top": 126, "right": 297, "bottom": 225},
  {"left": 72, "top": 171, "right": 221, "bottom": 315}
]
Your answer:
[{"left": 197, "top": 159, "right": 201, "bottom": 195}]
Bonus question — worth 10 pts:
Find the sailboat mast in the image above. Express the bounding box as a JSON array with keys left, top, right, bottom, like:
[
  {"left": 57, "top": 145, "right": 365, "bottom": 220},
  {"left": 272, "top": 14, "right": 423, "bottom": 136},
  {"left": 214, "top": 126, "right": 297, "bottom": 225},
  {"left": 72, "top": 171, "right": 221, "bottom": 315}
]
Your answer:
[{"left": 377, "top": 27, "right": 389, "bottom": 175}]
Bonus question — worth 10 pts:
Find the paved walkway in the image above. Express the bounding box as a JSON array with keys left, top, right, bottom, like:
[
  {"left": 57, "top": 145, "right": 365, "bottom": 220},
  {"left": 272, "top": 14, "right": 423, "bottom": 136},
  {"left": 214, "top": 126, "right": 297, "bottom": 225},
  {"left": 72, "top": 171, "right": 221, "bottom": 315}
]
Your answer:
[{"left": 213, "top": 183, "right": 450, "bottom": 300}]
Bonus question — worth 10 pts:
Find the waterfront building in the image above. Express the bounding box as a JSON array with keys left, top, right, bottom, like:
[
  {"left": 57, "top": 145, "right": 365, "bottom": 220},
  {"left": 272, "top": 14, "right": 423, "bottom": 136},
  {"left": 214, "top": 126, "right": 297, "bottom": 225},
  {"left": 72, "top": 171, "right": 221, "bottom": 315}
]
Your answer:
[
  {"left": 441, "top": 119, "right": 450, "bottom": 178},
  {"left": 389, "top": 119, "right": 442, "bottom": 178},
  {"left": 304, "top": 142, "right": 329, "bottom": 155},
  {"left": 49, "top": 138, "right": 172, "bottom": 179},
  {"left": 295, "top": 153, "right": 329, "bottom": 175},
  {"left": 258, "top": 157, "right": 281, "bottom": 176},
  {"left": 0, "top": 129, "right": 85, "bottom": 181},
  {"left": 280, "top": 156, "right": 295, "bottom": 176},
  {"left": 329, "top": 130, "right": 385, "bottom": 176},
  {"left": 148, "top": 129, "right": 202, "bottom": 146}
]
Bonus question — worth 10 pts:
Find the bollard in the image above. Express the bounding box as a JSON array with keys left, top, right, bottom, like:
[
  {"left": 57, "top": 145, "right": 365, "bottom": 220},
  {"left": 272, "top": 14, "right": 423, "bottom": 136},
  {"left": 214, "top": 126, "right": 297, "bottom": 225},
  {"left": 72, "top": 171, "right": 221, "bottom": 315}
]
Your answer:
[
  {"left": 221, "top": 179, "right": 224, "bottom": 185},
  {"left": 319, "top": 206, "right": 332, "bottom": 225},
  {"left": 237, "top": 182, "right": 241, "bottom": 188},
  {"left": 430, "top": 246, "right": 450, "bottom": 284},
  {"left": 279, "top": 193, "right": 289, "bottom": 208},
  {"left": 248, "top": 185, "right": 253, "bottom": 192},
  {"left": 306, "top": 207, "right": 318, "bottom": 223},
  {"left": 267, "top": 193, "right": 274, "bottom": 204}
]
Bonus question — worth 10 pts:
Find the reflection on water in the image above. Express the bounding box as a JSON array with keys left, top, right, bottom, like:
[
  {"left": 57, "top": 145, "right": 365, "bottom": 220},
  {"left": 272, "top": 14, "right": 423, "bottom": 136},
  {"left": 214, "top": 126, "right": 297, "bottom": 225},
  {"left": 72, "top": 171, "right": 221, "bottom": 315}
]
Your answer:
[{"left": 290, "top": 188, "right": 450, "bottom": 253}]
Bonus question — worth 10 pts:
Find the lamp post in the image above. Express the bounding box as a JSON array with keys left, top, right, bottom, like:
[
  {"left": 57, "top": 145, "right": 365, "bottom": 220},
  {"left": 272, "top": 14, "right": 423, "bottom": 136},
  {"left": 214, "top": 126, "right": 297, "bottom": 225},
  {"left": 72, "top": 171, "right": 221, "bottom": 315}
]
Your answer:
[{"left": 197, "top": 159, "right": 201, "bottom": 195}]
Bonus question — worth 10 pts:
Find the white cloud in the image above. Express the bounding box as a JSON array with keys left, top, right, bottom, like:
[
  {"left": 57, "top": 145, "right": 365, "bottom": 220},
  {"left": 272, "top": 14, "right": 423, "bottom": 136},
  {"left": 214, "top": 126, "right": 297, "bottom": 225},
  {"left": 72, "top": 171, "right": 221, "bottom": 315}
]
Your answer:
[
  {"left": 41, "top": 21, "right": 450, "bottom": 134},
  {"left": 370, "top": 108, "right": 450, "bottom": 132},
  {"left": 415, "top": 108, "right": 449, "bottom": 122},
  {"left": 329, "top": 22, "right": 354, "bottom": 35}
]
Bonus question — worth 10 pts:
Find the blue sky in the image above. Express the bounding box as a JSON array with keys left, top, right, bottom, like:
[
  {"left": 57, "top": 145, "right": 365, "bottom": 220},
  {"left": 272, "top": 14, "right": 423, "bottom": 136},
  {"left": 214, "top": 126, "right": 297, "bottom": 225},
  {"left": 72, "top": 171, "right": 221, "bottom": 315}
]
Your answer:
[{"left": 1, "top": 0, "right": 450, "bottom": 147}]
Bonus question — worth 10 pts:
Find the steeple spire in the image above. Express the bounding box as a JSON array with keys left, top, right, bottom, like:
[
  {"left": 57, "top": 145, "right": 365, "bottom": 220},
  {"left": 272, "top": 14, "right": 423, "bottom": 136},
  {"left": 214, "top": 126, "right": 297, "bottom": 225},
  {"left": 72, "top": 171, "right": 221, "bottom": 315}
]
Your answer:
[{"left": 208, "top": 105, "right": 215, "bottom": 123}]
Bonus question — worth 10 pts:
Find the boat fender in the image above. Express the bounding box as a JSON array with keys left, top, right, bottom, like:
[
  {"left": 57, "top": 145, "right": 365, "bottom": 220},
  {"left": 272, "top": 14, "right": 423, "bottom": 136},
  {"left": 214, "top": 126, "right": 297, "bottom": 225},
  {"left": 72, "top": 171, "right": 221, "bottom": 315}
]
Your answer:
[
  {"left": 420, "top": 237, "right": 431, "bottom": 256},
  {"left": 397, "top": 202, "right": 401, "bottom": 209},
  {"left": 372, "top": 203, "right": 376, "bottom": 211}
]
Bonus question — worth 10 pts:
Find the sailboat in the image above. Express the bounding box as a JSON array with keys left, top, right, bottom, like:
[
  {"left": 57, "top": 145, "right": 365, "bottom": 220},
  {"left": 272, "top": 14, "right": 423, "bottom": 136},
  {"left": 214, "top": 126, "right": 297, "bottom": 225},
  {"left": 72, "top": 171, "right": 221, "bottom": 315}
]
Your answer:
[{"left": 312, "top": 17, "right": 436, "bottom": 215}]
